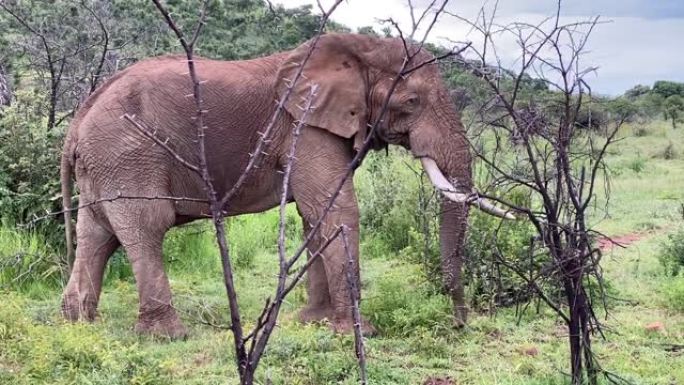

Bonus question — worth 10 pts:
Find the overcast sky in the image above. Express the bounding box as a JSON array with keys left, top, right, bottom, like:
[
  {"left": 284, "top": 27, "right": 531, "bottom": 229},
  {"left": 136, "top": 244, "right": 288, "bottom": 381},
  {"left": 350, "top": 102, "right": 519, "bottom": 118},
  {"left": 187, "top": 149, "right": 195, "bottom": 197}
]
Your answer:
[{"left": 276, "top": 0, "right": 684, "bottom": 95}]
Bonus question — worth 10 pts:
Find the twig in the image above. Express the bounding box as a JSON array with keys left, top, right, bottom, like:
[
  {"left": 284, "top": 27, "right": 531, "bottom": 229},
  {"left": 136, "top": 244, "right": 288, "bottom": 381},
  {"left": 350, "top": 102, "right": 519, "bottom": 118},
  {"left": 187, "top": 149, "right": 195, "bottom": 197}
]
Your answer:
[{"left": 23, "top": 193, "right": 209, "bottom": 227}]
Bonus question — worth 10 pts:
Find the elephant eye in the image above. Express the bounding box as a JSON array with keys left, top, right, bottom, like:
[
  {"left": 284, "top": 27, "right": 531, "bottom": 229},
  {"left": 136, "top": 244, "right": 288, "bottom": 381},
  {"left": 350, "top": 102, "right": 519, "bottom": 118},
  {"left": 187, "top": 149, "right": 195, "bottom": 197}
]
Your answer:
[{"left": 405, "top": 94, "right": 419, "bottom": 106}]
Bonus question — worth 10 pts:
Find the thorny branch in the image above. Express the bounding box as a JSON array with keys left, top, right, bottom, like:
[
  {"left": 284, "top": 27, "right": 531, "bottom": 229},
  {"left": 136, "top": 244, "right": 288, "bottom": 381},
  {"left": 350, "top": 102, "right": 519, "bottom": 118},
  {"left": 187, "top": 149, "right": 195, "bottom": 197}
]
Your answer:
[{"left": 342, "top": 227, "right": 368, "bottom": 385}]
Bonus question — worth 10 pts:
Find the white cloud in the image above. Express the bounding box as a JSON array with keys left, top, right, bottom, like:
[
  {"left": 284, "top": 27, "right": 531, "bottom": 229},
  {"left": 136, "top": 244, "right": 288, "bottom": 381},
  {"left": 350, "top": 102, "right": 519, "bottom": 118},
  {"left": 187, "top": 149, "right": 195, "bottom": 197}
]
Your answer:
[{"left": 277, "top": 0, "right": 684, "bottom": 95}]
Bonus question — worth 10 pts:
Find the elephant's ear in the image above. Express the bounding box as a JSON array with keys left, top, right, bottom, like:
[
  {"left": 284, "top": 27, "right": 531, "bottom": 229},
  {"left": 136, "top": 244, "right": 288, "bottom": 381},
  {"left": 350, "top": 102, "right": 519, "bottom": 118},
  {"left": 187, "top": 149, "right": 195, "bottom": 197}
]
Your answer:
[{"left": 276, "top": 34, "right": 369, "bottom": 140}]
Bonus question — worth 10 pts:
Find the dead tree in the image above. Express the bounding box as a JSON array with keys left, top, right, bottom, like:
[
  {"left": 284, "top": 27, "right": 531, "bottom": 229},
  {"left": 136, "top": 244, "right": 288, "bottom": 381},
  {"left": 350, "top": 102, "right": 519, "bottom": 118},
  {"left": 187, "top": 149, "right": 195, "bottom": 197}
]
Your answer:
[{"left": 447, "top": 2, "right": 628, "bottom": 384}]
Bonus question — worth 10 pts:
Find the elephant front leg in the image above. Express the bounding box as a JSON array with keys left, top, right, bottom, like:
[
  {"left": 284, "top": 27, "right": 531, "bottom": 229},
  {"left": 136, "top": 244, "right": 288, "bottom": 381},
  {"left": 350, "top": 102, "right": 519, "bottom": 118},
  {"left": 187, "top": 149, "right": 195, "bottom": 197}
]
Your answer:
[
  {"left": 296, "top": 200, "right": 374, "bottom": 335},
  {"left": 289, "top": 128, "right": 374, "bottom": 335}
]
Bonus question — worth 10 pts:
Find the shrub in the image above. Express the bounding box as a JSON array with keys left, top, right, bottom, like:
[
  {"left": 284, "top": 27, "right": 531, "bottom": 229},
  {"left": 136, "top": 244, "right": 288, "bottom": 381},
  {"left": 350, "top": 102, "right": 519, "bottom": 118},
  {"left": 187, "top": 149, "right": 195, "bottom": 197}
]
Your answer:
[
  {"left": 163, "top": 221, "right": 220, "bottom": 274},
  {"left": 627, "top": 156, "right": 646, "bottom": 173},
  {"left": 633, "top": 126, "right": 650, "bottom": 137},
  {"left": 659, "top": 228, "right": 684, "bottom": 276},
  {"left": 356, "top": 150, "right": 431, "bottom": 257},
  {"left": 228, "top": 206, "right": 302, "bottom": 270},
  {"left": 662, "top": 278, "right": 684, "bottom": 311},
  {"left": 104, "top": 250, "right": 134, "bottom": 284},
  {"left": 464, "top": 189, "right": 540, "bottom": 310},
  {"left": 0, "top": 90, "right": 64, "bottom": 248},
  {"left": 661, "top": 141, "right": 678, "bottom": 160},
  {"left": 364, "top": 265, "right": 452, "bottom": 337}
]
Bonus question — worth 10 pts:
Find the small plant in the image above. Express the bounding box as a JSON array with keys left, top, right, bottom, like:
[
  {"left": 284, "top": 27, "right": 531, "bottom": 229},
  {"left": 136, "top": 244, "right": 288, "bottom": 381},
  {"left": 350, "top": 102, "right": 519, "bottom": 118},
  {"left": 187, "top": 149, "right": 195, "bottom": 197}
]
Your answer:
[
  {"left": 633, "top": 126, "right": 650, "bottom": 137},
  {"left": 658, "top": 228, "right": 684, "bottom": 276},
  {"left": 661, "top": 141, "right": 678, "bottom": 160},
  {"left": 627, "top": 156, "right": 646, "bottom": 173}
]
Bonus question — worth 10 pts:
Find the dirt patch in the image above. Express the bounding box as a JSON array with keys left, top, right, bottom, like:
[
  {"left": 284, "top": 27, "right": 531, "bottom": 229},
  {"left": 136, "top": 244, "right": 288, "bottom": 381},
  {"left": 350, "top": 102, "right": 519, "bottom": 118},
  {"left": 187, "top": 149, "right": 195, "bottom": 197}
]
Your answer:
[
  {"left": 597, "top": 232, "right": 647, "bottom": 252},
  {"left": 423, "top": 377, "right": 457, "bottom": 385}
]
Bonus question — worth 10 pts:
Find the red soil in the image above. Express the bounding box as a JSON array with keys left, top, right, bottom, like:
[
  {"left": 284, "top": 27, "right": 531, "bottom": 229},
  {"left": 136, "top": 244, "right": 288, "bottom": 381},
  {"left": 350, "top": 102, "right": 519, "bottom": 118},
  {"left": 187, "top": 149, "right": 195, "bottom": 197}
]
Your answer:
[{"left": 597, "top": 232, "right": 647, "bottom": 252}]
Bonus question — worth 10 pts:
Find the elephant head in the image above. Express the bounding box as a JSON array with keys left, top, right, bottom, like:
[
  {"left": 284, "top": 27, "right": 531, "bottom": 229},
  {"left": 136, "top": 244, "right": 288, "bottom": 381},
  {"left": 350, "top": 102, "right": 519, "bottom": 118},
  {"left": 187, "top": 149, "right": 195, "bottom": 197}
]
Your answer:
[{"left": 276, "top": 34, "right": 512, "bottom": 325}]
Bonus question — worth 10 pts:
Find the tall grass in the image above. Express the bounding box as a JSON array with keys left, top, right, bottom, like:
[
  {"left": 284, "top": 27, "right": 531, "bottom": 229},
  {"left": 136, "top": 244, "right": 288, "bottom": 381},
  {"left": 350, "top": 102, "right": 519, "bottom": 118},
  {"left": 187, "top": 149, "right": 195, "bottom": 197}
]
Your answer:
[{"left": 0, "top": 222, "right": 63, "bottom": 290}]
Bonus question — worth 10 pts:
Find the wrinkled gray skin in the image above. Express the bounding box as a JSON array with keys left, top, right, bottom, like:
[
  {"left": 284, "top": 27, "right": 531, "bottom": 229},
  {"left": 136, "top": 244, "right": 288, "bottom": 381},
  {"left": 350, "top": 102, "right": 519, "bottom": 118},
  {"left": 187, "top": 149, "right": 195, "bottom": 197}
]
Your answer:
[{"left": 60, "top": 33, "right": 476, "bottom": 338}]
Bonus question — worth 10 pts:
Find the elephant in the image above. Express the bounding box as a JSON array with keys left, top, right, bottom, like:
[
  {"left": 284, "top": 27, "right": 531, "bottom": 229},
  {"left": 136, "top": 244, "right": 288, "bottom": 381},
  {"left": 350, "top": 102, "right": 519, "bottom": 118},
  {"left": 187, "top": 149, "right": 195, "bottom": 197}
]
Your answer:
[{"left": 60, "top": 33, "right": 512, "bottom": 338}]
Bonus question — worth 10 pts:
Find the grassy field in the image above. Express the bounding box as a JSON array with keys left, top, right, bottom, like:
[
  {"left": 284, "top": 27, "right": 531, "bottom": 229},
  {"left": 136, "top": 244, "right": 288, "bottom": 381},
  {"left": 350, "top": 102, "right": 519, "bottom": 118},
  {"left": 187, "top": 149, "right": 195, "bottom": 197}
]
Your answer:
[{"left": 1, "top": 121, "right": 684, "bottom": 385}]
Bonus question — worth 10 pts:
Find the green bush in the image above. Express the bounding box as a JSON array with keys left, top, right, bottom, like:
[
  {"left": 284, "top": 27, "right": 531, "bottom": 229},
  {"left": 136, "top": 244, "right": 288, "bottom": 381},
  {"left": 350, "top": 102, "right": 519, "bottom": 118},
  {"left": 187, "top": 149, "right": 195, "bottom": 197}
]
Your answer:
[
  {"left": 356, "top": 150, "right": 432, "bottom": 257},
  {"left": 364, "top": 265, "right": 452, "bottom": 337},
  {"left": 660, "top": 141, "right": 678, "bottom": 160},
  {"left": 627, "top": 156, "right": 647, "bottom": 173},
  {"left": 659, "top": 228, "right": 684, "bottom": 276},
  {"left": 0, "top": 90, "right": 64, "bottom": 248},
  {"left": 356, "top": 151, "right": 544, "bottom": 310},
  {"left": 228, "top": 206, "right": 302, "bottom": 269},
  {"left": 662, "top": 278, "right": 684, "bottom": 311},
  {"left": 634, "top": 126, "right": 650, "bottom": 137},
  {"left": 464, "top": 189, "right": 539, "bottom": 311},
  {"left": 104, "top": 250, "right": 134, "bottom": 284}
]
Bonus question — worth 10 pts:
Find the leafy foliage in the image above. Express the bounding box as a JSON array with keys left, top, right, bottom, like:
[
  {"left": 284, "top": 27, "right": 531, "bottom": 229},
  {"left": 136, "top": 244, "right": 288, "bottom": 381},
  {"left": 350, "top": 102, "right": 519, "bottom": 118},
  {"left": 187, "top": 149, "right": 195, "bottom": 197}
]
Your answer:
[
  {"left": 659, "top": 227, "right": 684, "bottom": 276},
  {"left": 0, "top": 90, "right": 63, "bottom": 244},
  {"left": 663, "top": 95, "right": 683, "bottom": 128},
  {"left": 465, "top": 205, "right": 539, "bottom": 311}
]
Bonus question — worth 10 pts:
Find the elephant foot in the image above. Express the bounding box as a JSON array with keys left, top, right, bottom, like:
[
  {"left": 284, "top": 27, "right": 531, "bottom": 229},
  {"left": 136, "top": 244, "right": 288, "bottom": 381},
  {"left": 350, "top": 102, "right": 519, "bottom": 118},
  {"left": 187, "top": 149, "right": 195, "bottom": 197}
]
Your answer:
[
  {"left": 330, "top": 315, "right": 377, "bottom": 337},
  {"left": 135, "top": 305, "right": 188, "bottom": 340},
  {"left": 299, "top": 305, "right": 333, "bottom": 323},
  {"left": 61, "top": 294, "right": 98, "bottom": 322}
]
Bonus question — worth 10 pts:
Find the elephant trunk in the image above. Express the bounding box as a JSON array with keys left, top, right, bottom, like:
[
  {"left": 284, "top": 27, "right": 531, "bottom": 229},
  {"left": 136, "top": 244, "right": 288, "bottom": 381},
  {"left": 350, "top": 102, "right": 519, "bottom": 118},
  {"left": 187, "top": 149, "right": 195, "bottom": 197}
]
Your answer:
[
  {"left": 411, "top": 118, "right": 510, "bottom": 327},
  {"left": 439, "top": 199, "right": 469, "bottom": 327}
]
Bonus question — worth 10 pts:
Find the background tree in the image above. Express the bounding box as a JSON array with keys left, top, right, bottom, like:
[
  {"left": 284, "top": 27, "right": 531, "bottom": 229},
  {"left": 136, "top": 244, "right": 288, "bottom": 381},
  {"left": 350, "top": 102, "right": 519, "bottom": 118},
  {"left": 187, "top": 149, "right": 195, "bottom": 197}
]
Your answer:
[
  {"left": 624, "top": 84, "right": 650, "bottom": 100},
  {"left": 652, "top": 80, "right": 684, "bottom": 99},
  {"left": 664, "top": 95, "right": 684, "bottom": 128}
]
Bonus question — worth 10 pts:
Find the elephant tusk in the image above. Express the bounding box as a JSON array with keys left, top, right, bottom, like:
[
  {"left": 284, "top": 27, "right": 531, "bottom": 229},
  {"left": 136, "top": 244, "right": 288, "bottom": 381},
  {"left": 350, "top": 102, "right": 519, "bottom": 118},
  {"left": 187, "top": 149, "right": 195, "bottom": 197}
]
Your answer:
[
  {"left": 419, "top": 157, "right": 515, "bottom": 220},
  {"left": 471, "top": 196, "right": 516, "bottom": 220},
  {"left": 420, "top": 157, "right": 468, "bottom": 203}
]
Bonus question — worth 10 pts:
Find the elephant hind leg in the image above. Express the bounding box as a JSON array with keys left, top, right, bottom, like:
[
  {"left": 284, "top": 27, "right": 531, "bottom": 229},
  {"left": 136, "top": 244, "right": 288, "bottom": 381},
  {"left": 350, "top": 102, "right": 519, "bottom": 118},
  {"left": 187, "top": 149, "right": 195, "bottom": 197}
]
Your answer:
[
  {"left": 104, "top": 199, "right": 187, "bottom": 339},
  {"left": 62, "top": 207, "right": 119, "bottom": 321}
]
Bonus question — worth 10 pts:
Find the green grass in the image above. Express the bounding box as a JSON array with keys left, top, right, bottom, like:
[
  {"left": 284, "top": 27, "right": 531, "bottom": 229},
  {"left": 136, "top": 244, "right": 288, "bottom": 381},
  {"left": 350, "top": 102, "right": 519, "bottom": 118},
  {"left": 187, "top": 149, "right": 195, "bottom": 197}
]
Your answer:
[
  {"left": 591, "top": 120, "right": 684, "bottom": 235},
  {"left": 2, "top": 120, "right": 684, "bottom": 384}
]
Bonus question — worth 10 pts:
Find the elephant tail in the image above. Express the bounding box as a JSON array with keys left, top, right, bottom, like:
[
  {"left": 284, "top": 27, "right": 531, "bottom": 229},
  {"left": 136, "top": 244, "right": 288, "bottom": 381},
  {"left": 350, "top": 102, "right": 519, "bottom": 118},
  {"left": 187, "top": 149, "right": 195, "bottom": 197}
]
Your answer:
[{"left": 61, "top": 138, "right": 75, "bottom": 270}]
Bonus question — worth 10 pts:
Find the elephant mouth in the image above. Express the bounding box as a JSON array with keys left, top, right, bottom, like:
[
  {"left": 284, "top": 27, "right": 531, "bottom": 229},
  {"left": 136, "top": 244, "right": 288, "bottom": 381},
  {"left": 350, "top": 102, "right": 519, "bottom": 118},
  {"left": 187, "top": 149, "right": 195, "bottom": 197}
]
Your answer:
[{"left": 419, "top": 157, "right": 515, "bottom": 219}]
